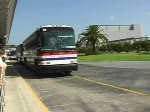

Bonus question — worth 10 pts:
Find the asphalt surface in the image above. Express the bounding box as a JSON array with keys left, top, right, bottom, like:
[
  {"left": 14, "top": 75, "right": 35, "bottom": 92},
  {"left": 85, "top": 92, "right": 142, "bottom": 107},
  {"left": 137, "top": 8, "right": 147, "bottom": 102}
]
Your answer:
[{"left": 8, "top": 61, "right": 150, "bottom": 112}]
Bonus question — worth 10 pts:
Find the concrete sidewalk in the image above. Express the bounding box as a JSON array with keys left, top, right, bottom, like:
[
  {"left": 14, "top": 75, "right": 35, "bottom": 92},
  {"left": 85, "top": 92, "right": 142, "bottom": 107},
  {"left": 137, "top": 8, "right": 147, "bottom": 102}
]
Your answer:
[{"left": 3, "top": 65, "right": 49, "bottom": 112}]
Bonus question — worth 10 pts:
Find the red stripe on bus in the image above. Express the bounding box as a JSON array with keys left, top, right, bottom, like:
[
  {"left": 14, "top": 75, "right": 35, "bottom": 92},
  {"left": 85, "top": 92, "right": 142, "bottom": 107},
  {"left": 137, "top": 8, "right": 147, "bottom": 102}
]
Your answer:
[{"left": 40, "top": 51, "right": 77, "bottom": 56}]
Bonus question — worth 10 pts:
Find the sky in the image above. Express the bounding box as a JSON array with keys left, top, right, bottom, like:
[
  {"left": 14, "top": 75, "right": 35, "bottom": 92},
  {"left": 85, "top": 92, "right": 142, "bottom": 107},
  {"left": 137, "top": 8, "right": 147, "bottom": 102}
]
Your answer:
[{"left": 9, "top": 0, "right": 150, "bottom": 45}]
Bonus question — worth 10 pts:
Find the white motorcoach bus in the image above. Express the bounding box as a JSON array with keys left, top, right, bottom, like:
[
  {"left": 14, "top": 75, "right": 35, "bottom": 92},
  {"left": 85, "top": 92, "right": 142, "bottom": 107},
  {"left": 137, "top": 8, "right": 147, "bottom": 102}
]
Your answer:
[{"left": 21, "top": 25, "right": 78, "bottom": 75}]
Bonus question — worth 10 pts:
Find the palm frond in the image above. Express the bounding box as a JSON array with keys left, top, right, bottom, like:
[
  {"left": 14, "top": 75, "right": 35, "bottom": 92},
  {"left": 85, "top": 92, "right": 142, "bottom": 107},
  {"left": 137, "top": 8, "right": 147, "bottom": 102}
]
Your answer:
[{"left": 78, "top": 25, "right": 108, "bottom": 53}]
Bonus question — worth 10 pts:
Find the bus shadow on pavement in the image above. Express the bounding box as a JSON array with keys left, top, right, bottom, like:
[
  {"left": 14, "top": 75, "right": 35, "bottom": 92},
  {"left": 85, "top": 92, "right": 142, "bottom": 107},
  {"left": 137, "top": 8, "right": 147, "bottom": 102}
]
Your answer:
[
  {"left": 5, "top": 66, "right": 19, "bottom": 77},
  {"left": 6, "top": 61, "right": 73, "bottom": 79},
  {"left": 37, "top": 72, "right": 73, "bottom": 79}
]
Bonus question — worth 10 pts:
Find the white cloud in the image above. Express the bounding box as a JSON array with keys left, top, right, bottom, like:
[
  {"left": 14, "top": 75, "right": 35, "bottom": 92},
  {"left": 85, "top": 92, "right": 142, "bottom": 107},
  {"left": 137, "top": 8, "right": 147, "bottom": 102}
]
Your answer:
[{"left": 109, "top": 16, "right": 116, "bottom": 20}]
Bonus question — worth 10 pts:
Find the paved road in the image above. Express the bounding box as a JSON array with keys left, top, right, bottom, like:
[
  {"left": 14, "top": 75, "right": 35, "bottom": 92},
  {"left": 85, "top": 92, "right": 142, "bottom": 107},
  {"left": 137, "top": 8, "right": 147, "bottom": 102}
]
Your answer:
[
  {"left": 79, "top": 61, "right": 150, "bottom": 69},
  {"left": 10, "top": 61, "right": 150, "bottom": 112}
]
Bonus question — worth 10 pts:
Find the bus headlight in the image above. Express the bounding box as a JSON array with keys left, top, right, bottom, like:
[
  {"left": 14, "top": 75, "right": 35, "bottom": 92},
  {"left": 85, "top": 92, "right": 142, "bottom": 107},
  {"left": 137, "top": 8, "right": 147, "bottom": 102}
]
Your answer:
[
  {"left": 70, "top": 60, "right": 77, "bottom": 63},
  {"left": 38, "top": 61, "right": 50, "bottom": 65}
]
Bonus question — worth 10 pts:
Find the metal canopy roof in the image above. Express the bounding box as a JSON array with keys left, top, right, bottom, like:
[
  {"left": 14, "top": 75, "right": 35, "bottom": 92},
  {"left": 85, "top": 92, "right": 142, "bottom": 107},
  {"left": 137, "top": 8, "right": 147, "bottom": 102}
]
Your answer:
[{"left": 0, "top": 0, "right": 18, "bottom": 47}]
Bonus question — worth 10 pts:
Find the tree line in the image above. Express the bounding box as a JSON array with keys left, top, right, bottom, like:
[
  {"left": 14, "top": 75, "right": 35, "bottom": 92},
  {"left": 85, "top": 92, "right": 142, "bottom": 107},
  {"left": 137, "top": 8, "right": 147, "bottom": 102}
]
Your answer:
[
  {"left": 77, "top": 41, "right": 150, "bottom": 55},
  {"left": 76, "top": 25, "right": 150, "bottom": 55}
]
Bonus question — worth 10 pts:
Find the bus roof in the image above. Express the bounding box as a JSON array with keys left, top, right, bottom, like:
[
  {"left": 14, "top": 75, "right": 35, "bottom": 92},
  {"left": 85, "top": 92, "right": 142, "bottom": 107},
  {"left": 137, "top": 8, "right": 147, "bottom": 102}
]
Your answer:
[
  {"left": 40, "top": 25, "right": 73, "bottom": 28},
  {"left": 23, "top": 25, "right": 74, "bottom": 44}
]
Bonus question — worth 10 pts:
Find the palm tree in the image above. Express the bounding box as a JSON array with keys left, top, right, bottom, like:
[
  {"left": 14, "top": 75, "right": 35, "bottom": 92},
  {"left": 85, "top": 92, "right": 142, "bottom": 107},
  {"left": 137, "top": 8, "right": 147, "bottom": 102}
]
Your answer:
[{"left": 79, "top": 25, "right": 108, "bottom": 54}]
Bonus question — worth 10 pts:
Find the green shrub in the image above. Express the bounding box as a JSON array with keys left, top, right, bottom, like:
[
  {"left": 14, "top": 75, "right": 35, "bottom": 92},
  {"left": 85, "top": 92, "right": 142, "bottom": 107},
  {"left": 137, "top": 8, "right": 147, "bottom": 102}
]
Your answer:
[{"left": 98, "top": 45, "right": 107, "bottom": 52}]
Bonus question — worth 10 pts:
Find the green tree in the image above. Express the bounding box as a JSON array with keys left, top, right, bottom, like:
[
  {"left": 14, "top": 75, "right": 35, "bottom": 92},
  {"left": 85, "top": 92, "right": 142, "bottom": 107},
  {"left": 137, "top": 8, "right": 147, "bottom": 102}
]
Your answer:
[
  {"left": 114, "top": 43, "right": 123, "bottom": 53},
  {"left": 98, "top": 45, "right": 107, "bottom": 52},
  {"left": 9, "top": 44, "right": 17, "bottom": 48},
  {"left": 122, "top": 42, "right": 132, "bottom": 53},
  {"left": 79, "top": 25, "right": 108, "bottom": 54},
  {"left": 106, "top": 43, "right": 115, "bottom": 53},
  {"left": 132, "top": 41, "right": 141, "bottom": 53},
  {"left": 141, "top": 40, "right": 150, "bottom": 52}
]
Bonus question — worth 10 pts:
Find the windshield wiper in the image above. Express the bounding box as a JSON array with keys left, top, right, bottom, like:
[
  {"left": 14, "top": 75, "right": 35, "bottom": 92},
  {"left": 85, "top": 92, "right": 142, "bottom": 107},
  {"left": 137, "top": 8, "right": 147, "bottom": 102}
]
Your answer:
[
  {"left": 57, "top": 38, "right": 68, "bottom": 52},
  {"left": 61, "top": 44, "right": 69, "bottom": 52}
]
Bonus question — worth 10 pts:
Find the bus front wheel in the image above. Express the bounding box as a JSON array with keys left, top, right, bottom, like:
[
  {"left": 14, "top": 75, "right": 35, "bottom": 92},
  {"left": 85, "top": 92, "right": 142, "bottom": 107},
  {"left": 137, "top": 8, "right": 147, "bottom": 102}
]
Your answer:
[{"left": 64, "top": 71, "right": 72, "bottom": 75}]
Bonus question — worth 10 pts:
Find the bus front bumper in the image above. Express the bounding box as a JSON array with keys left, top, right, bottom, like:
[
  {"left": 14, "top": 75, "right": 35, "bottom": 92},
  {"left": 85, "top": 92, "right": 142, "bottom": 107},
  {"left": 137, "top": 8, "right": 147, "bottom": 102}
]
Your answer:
[{"left": 36, "top": 63, "right": 78, "bottom": 73}]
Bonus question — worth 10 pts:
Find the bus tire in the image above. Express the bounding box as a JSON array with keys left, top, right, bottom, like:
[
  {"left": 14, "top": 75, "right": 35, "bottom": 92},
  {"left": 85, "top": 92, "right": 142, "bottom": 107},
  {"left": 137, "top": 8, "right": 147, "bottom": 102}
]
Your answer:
[
  {"left": 34, "top": 63, "right": 42, "bottom": 76},
  {"left": 35, "top": 64, "right": 39, "bottom": 73},
  {"left": 64, "top": 71, "right": 72, "bottom": 75},
  {"left": 24, "top": 57, "right": 28, "bottom": 67}
]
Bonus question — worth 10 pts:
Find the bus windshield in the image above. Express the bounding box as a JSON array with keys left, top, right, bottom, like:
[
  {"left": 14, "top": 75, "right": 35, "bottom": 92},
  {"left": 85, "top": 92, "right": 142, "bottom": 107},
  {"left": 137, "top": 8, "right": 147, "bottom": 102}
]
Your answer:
[{"left": 41, "top": 30, "right": 75, "bottom": 51}]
